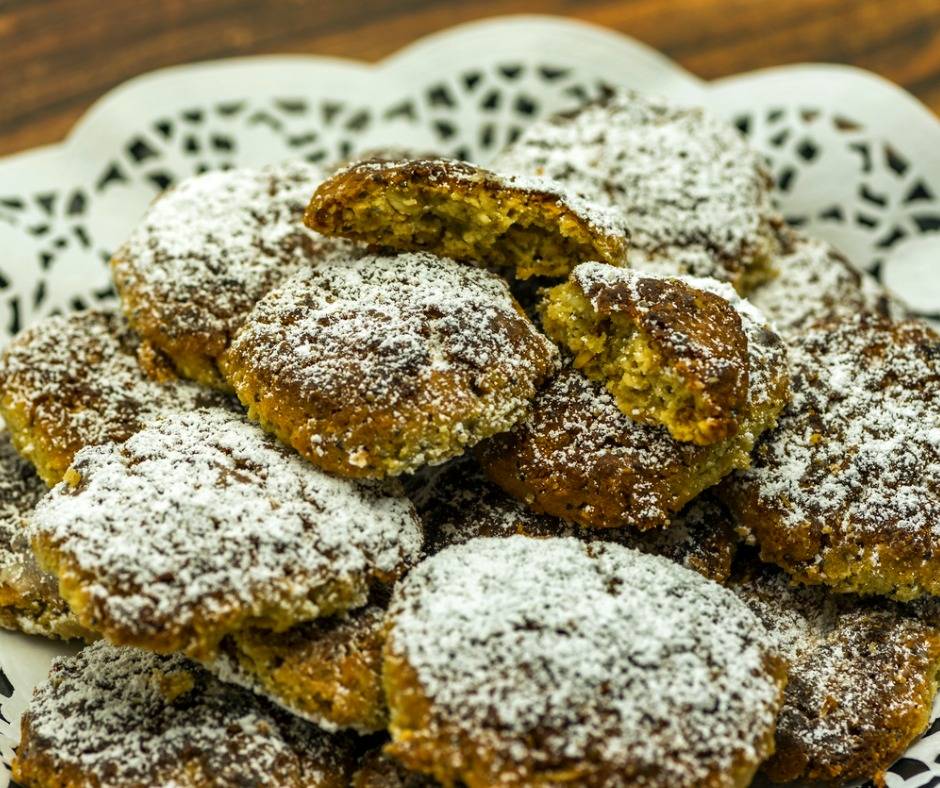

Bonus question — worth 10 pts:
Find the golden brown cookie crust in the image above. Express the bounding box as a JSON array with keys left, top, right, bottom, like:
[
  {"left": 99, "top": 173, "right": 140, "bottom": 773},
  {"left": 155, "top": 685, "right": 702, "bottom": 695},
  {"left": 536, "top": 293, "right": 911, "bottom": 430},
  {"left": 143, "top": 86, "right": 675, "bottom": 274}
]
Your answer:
[
  {"left": 209, "top": 599, "right": 390, "bottom": 733},
  {"left": 220, "top": 251, "right": 558, "bottom": 478},
  {"left": 0, "top": 310, "right": 227, "bottom": 485},
  {"left": 383, "top": 537, "right": 786, "bottom": 788},
  {"left": 541, "top": 264, "right": 751, "bottom": 445},
  {"left": 13, "top": 642, "right": 356, "bottom": 787},
  {"left": 477, "top": 344, "right": 787, "bottom": 531},
  {"left": 305, "top": 157, "right": 628, "bottom": 280},
  {"left": 720, "top": 315, "right": 940, "bottom": 600},
  {"left": 112, "top": 161, "right": 331, "bottom": 388},
  {"left": 731, "top": 557, "right": 940, "bottom": 785},
  {"left": 29, "top": 409, "right": 423, "bottom": 659}
]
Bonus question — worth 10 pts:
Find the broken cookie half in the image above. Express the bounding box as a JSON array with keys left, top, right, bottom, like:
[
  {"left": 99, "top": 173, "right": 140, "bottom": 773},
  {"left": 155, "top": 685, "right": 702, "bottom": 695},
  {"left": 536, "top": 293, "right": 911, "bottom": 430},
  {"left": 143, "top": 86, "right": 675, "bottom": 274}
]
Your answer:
[
  {"left": 541, "top": 263, "right": 771, "bottom": 445},
  {"left": 304, "top": 157, "right": 628, "bottom": 280}
]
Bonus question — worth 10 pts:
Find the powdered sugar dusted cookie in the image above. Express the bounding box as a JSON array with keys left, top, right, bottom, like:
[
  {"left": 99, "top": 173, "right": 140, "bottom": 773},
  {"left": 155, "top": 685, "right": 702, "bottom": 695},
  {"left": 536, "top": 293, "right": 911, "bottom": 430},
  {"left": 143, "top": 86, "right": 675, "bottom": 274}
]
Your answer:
[
  {"left": 732, "top": 558, "right": 940, "bottom": 785},
  {"left": 208, "top": 596, "right": 390, "bottom": 734},
  {"left": 0, "top": 310, "right": 227, "bottom": 485},
  {"left": 305, "top": 157, "right": 628, "bottom": 279},
  {"left": 13, "top": 641, "right": 356, "bottom": 787},
  {"left": 542, "top": 264, "right": 759, "bottom": 445},
  {"left": 720, "top": 315, "right": 940, "bottom": 599},
  {"left": 0, "top": 430, "right": 90, "bottom": 641},
  {"left": 220, "top": 251, "right": 558, "bottom": 478},
  {"left": 493, "top": 90, "right": 783, "bottom": 293},
  {"left": 750, "top": 234, "right": 899, "bottom": 334},
  {"left": 416, "top": 457, "right": 738, "bottom": 583},
  {"left": 112, "top": 160, "right": 337, "bottom": 387},
  {"left": 29, "top": 409, "right": 423, "bottom": 659},
  {"left": 477, "top": 285, "right": 788, "bottom": 530},
  {"left": 384, "top": 537, "right": 786, "bottom": 787}
]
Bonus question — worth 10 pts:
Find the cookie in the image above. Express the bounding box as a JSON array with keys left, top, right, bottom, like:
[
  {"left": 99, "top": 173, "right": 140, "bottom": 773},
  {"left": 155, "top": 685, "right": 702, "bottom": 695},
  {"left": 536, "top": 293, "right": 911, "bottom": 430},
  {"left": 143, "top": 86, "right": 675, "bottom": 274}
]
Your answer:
[
  {"left": 719, "top": 314, "right": 940, "bottom": 599},
  {"left": 731, "top": 558, "right": 940, "bottom": 785},
  {"left": 0, "top": 430, "right": 90, "bottom": 640},
  {"left": 493, "top": 90, "right": 783, "bottom": 293},
  {"left": 13, "top": 641, "right": 355, "bottom": 787},
  {"left": 476, "top": 294, "right": 788, "bottom": 530},
  {"left": 29, "top": 409, "right": 423, "bottom": 659},
  {"left": 383, "top": 536, "right": 786, "bottom": 787},
  {"left": 750, "top": 233, "right": 898, "bottom": 334},
  {"left": 0, "top": 310, "right": 226, "bottom": 485},
  {"left": 305, "top": 157, "right": 627, "bottom": 279},
  {"left": 220, "top": 251, "right": 558, "bottom": 478},
  {"left": 112, "top": 161, "right": 336, "bottom": 387},
  {"left": 416, "top": 457, "right": 738, "bottom": 583},
  {"left": 353, "top": 746, "right": 437, "bottom": 788},
  {"left": 209, "top": 595, "right": 390, "bottom": 733},
  {"left": 541, "top": 263, "right": 755, "bottom": 444}
]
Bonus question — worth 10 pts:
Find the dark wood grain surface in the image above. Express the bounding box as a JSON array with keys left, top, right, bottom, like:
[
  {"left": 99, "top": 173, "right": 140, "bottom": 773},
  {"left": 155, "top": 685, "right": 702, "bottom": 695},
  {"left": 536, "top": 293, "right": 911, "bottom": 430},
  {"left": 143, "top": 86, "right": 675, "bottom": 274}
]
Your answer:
[{"left": 1, "top": 0, "right": 939, "bottom": 157}]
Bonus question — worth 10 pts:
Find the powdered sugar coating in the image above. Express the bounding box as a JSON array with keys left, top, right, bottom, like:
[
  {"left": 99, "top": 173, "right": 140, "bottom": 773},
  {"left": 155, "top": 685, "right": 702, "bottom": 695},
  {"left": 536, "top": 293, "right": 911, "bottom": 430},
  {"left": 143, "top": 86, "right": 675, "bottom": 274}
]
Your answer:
[
  {"left": 29, "top": 409, "right": 422, "bottom": 654},
  {"left": 749, "top": 235, "right": 897, "bottom": 334},
  {"left": 15, "top": 641, "right": 354, "bottom": 786},
  {"left": 223, "top": 250, "right": 558, "bottom": 476},
  {"left": 722, "top": 315, "right": 940, "bottom": 598},
  {"left": 113, "top": 160, "right": 331, "bottom": 353},
  {"left": 732, "top": 561, "right": 940, "bottom": 783},
  {"left": 386, "top": 536, "right": 784, "bottom": 786},
  {"left": 0, "top": 310, "right": 228, "bottom": 484},
  {"left": 493, "top": 90, "right": 781, "bottom": 289},
  {"left": 0, "top": 429, "right": 45, "bottom": 544}
]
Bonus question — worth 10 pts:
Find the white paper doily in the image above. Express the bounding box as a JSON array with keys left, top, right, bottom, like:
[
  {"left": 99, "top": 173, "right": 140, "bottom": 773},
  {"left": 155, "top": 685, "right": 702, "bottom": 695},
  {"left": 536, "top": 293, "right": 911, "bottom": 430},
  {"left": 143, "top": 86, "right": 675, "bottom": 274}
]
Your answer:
[{"left": 1, "top": 15, "right": 938, "bottom": 787}]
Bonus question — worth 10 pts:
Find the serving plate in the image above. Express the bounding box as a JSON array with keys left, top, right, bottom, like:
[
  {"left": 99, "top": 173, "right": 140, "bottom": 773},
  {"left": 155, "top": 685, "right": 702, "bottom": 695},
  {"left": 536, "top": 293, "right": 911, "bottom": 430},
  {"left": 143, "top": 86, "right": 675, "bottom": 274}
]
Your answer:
[{"left": 1, "top": 15, "right": 939, "bottom": 787}]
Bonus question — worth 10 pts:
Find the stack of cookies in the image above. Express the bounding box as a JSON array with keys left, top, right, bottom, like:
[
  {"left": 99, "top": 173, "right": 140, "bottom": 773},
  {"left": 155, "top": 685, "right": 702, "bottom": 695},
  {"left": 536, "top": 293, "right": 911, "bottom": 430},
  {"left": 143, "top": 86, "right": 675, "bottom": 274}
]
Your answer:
[{"left": 2, "top": 90, "right": 938, "bottom": 788}]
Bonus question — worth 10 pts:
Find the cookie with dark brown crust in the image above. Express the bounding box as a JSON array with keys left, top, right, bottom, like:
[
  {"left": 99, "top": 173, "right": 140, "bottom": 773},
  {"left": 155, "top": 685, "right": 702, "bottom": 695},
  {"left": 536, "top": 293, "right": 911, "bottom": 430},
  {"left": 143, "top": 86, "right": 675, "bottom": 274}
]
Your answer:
[
  {"left": 731, "top": 556, "right": 940, "bottom": 786},
  {"left": 0, "top": 310, "right": 228, "bottom": 485},
  {"left": 112, "top": 160, "right": 336, "bottom": 388},
  {"left": 477, "top": 293, "right": 788, "bottom": 531},
  {"left": 305, "top": 157, "right": 628, "bottom": 280},
  {"left": 541, "top": 263, "right": 752, "bottom": 444},
  {"left": 13, "top": 642, "right": 356, "bottom": 787},
  {"left": 208, "top": 594, "right": 391, "bottom": 734},
  {"left": 220, "top": 251, "right": 558, "bottom": 478},
  {"left": 750, "top": 232, "right": 900, "bottom": 335},
  {"left": 383, "top": 537, "right": 786, "bottom": 788},
  {"left": 0, "top": 430, "right": 92, "bottom": 641},
  {"left": 493, "top": 90, "right": 784, "bottom": 293},
  {"left": 353, "top": 746, "right": 437, "bottom": 788},
  {"left": 719, "top": 314, "right": 940, "bottom": 600},
  {"left": 415, "top": 457, "right": 737, "bottom": 583},
  {"left": 29, "top": 409, "right": 423, "bottom": 660}
]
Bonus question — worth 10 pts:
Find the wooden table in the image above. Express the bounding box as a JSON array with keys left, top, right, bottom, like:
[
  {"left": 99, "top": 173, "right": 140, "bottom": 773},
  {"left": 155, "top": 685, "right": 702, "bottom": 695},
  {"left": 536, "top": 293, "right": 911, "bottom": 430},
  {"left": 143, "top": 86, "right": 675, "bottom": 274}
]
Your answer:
[{"left": 1, "top": 0, "right": 938, "bottom": 157}]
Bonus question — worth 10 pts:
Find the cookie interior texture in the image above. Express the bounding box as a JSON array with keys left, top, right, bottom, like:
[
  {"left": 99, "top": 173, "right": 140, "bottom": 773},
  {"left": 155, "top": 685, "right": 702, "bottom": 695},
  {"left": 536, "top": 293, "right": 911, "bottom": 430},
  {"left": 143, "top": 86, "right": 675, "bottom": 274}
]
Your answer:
[
  {"left": 304, "top": 158, "right": 627, "bottom": 279},
  {"left": 540, "top": 265, "right": 751, "bottom": 445}
]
